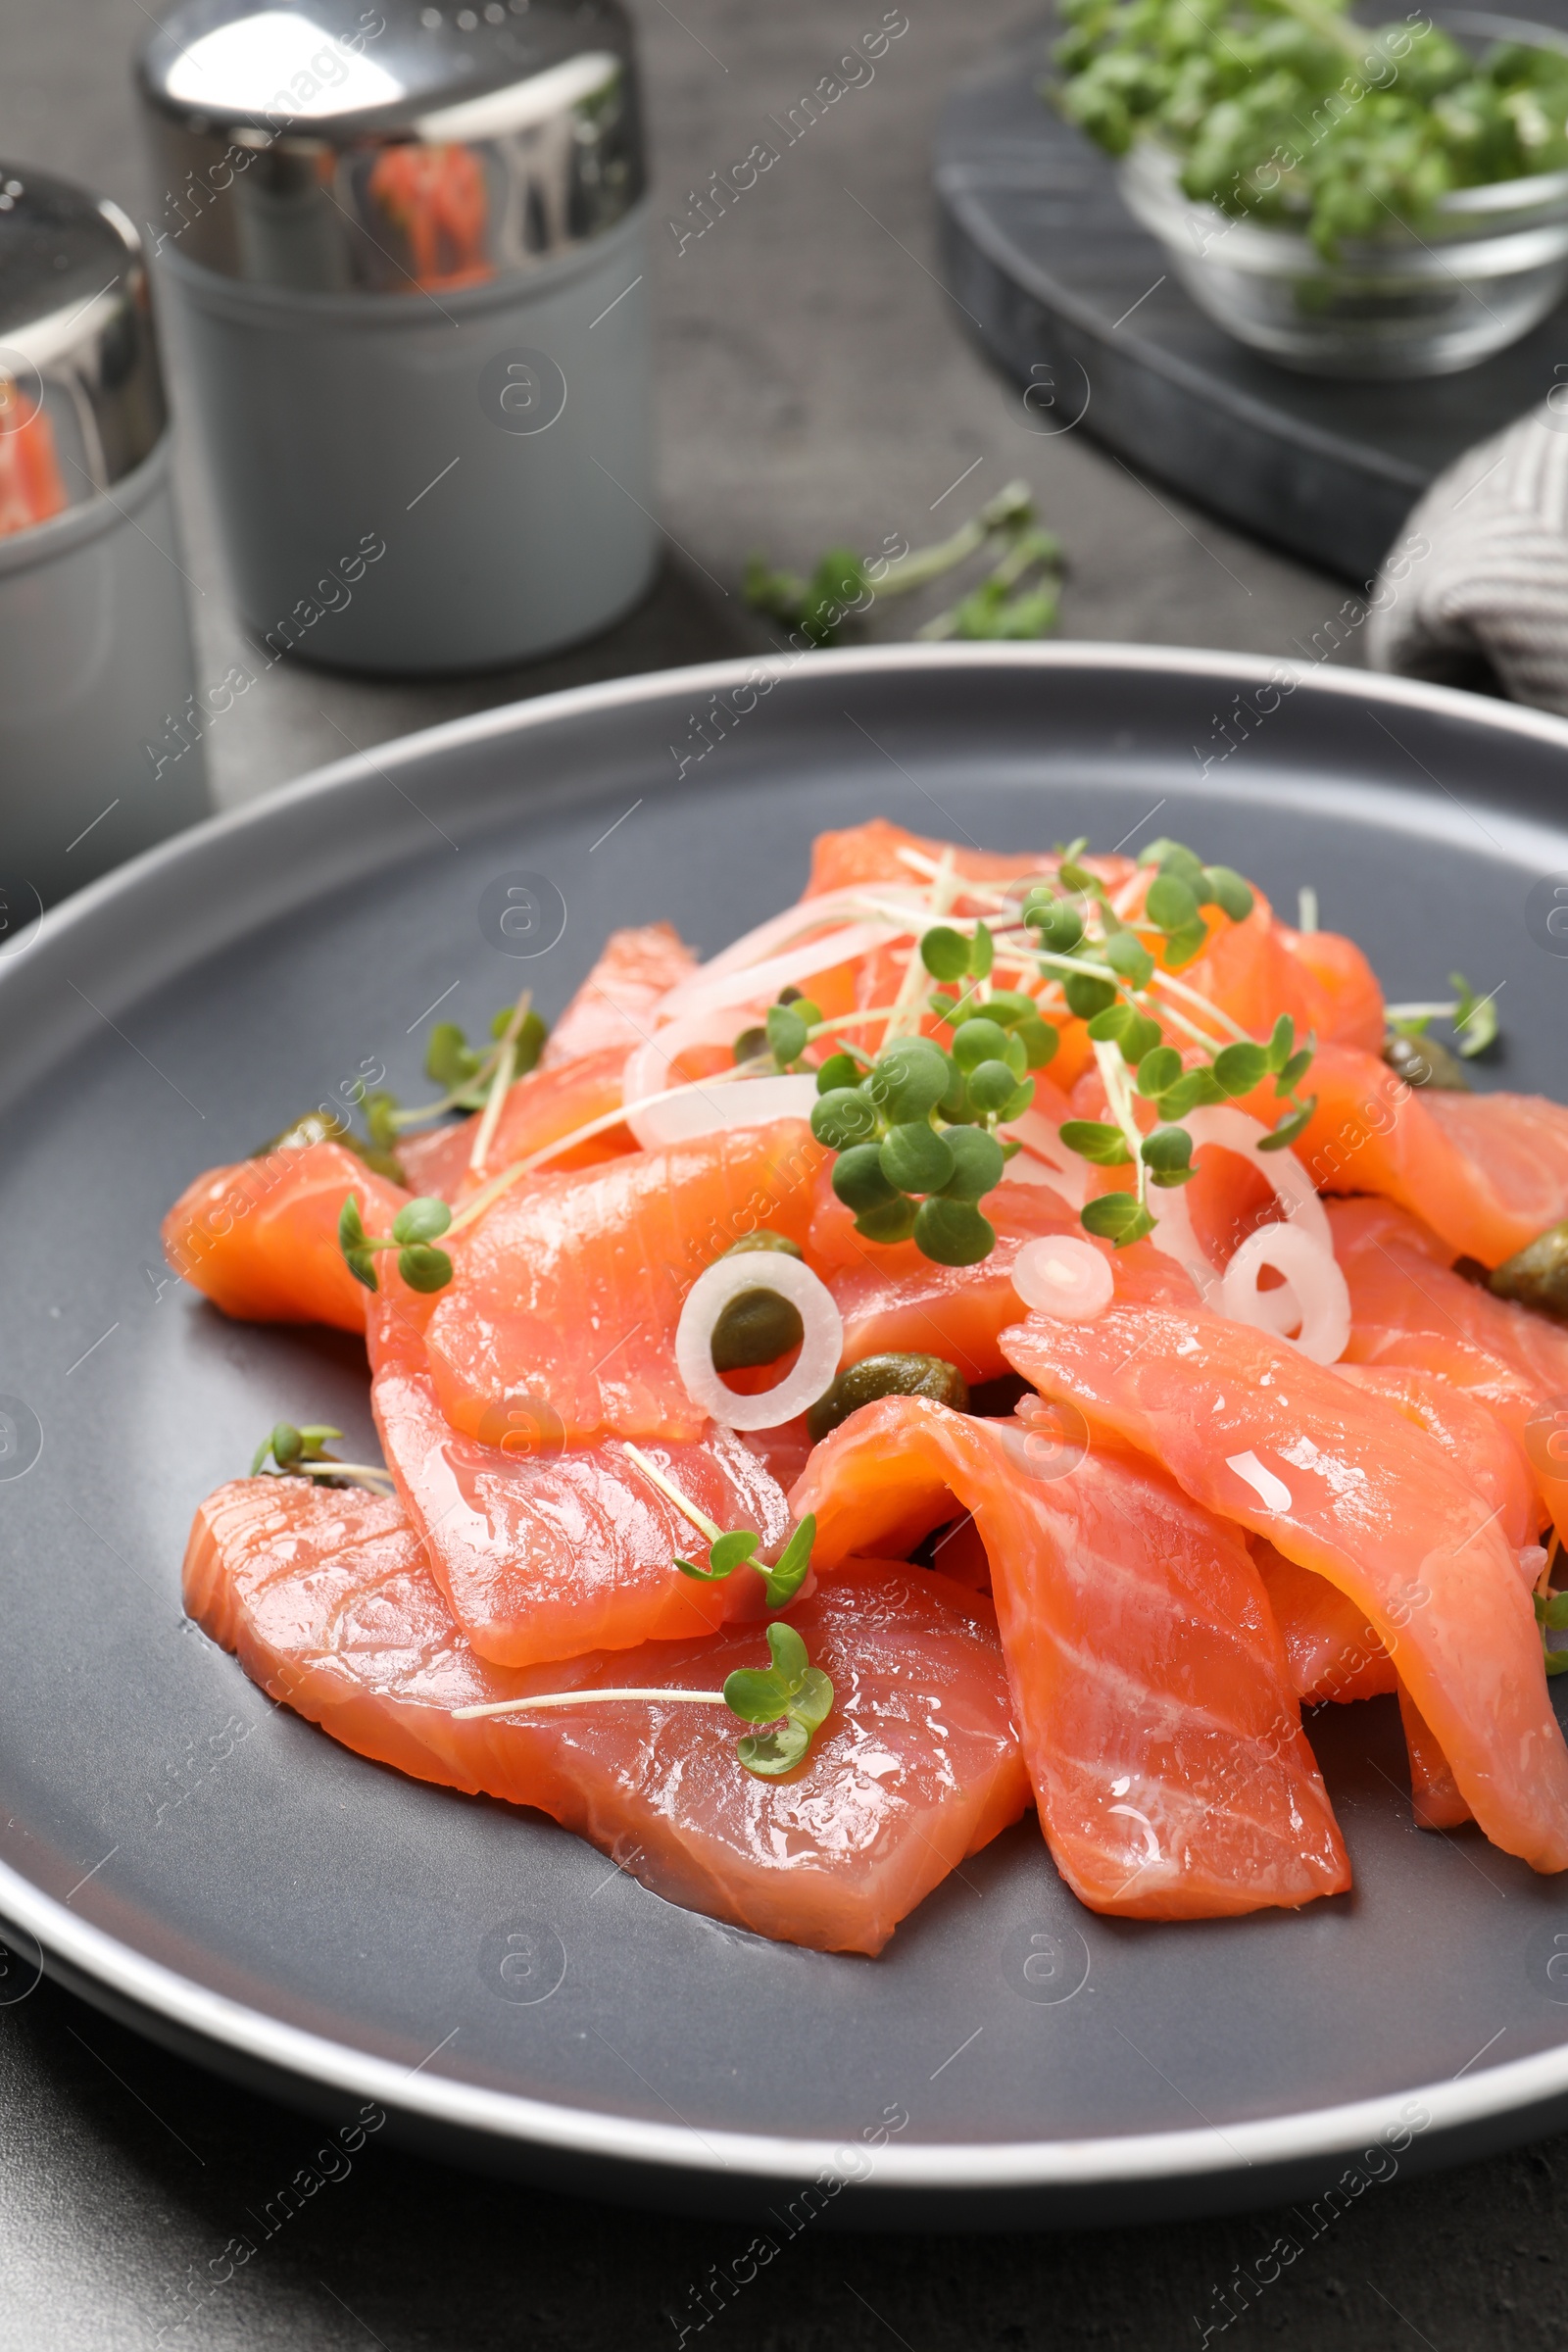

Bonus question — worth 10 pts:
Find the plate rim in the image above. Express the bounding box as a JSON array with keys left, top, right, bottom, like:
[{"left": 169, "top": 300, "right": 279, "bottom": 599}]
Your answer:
[{"left": 12, "top": 640, "right": 1568, "bottom": 2198}]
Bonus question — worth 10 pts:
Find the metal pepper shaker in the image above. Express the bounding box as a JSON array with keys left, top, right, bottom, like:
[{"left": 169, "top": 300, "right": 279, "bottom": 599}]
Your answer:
[
  {"left": 135, "top": 0, "right": 656, "bottom": 677},
  {"left": 0, "top": 165, "right": 208, "bottom": 913}
]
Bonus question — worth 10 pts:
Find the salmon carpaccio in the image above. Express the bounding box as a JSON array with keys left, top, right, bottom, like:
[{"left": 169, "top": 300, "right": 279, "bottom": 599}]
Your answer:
[
  {"left": 792, "top": 1396, "right": 1348, "bottom": 1917},
  {"left": 163, "top": 1139, "right": 409, "bottom": 1333},
  {"left": 371, "top": 1354, "right": 795, "bottom": 1668},
  {"left": 423, "top": 1119, "right": 823, "bottom": 1445},
  {"left": 184, "top": 1478, "right": 1029, "bottom": 1955},
  {"left": 1001, "top": 1303, "right": 1568, "bottom": 1871}
]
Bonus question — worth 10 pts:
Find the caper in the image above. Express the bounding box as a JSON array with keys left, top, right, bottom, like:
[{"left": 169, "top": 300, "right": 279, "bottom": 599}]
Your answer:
[
  {"left": 723, "top": 1230, "right": 806, "bottom": 1259},
  {"left": 1382, "top": 1029, "right": 1471, "bottom": 1093},
  {"left": 710, "top": 1286, "right": 807, "bottom": 1372},
  {"left": 807, "top": 1352, "right": 969, "bottom": 1443},
  {"left": 1490, "top": 1221, "right": 1568, "bottom": 1321}
]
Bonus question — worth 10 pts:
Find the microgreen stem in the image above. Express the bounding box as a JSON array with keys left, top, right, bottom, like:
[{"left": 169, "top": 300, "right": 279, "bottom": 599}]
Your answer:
[
  {"left": 1093, "top": 1038, "right": 1149, "bottom": 1210},
  {"left": 452, "top": 1688, "right": 730, "bottom": 1722},
  {"left": 467, "top": 987, "right": 533, "bottom": 1176},
  {"left": 273, "top": 1461, "right": 395, "bottom": 1493},
  {"left": 1385, "top": 1001, "right": 1461, "bottom": 1022},
  {"left": 622, "top": 1443, "right": 725, "bottom": 1545},
  {"left": 883, "top": 850, "right": 957, "bottom": 1046}
]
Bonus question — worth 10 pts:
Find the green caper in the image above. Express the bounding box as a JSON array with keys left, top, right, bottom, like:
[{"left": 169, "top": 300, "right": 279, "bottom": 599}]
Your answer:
[
  {"left": 1490, "top": 1221, "right": 1568, "bottom": 1320},
  {"left": 1382, "top": 1029, "right": 1471, "bottom": 1093},
  {"left": 710, "top": 1287, "right": 806, "bottom": 1372},
  {"left": 723, "top": 1231, "right": 806, "bottom": 1259},
  {"left": 807, "top": 1352, "right": 969, "bottom": 1444}
]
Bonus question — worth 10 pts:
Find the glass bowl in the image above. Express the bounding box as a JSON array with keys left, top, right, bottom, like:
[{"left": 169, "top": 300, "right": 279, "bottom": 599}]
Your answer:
[{"left": 1115, "top": 20, "right": 1568, "bottom": 376}]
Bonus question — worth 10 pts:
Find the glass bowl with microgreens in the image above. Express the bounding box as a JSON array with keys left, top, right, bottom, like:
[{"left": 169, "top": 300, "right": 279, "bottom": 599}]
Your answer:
[{"left": 1053, "top": 0, "right": 1568, "bottom": 374}]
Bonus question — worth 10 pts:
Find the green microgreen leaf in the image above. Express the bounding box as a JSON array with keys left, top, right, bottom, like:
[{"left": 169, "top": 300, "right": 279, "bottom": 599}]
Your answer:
[
  {"left": 338, "top": 1194, "right": 379, "bottom": 1293},
  {"left": 710, "top": 1529, "right": 761, "bottom": 1576},
  {"left": 811, "top": 1088, "right": 879, "bottom": 1151},
  {"left": 1450, "top": 973, "right": 1499, "bottom": 1058},
  {"left": 866, "top": 1038, "right": 951, "bottom": 1123},
  {"left": 397, "top": 1244, "right": 454, "bottom": 1294},
  {"left": 1202, "top": 866, "right": 1254, "bottom": 923},
  {"left": 815, "top": 1052, "right": 862, "bottom": 1093},
  {"left": 880, "top": 1122, "right": 956, "bottom": 1194},
  {"left": 1028, "top": 897, "right": 1086, "bottom": 955},
  {"left": 425, "top": 1021, "right": 482, "bottom": 1094},
  {"left": 1258, "top": 1097, "right": 1318, "bottom": 1152},
  {"left": 1161, "top": 917, "right": 1211, "bottom": 970},
  {"left": 1275, "top": 1046, "right": 1315, "bottom": 1095},
  {"left": 1145, "top": 871, "right": 1200, "bottom": 933},
  {"left": 1102, "top": 931, "right": 1155, "bottom": 989},
  {"left": 1155, "top": 1066, "right": 1225, "bottom": 1118},
  {"left": 762, "top": 1514, "right": 816, "bottom": 1608},
  {"left": 1265, "top": 1014, "right": 1296, "bottom": 1075},
  {"left": 1059, "top": 1119, "right": 1133, "bottom": 1166},
  {"left": 1062, "top": 971, "right": 1118, "bottom": 1020},
  {"left": 832, "top": 1142, "right": 901, "bottom": 1213},
  {"left": 1015, "top": 1015, "right": 1059, "bottom": 1069},
  {"left": 724, "top": 1619, "right": 834, "bottom": 1779},
  {"left": 912, "top": 1197, "right": 995, "bottom": 1266},
  {"left": 920, "top": 926, "right": 971, "bottom": 982},
  {"left": 940, "top": 1125, "right": 1006, "bottom": 1201},
  {"left": 856, "top": 1196, "right": 921, "bottom": 1244},
  {"left": 968, "top": 924, "right": 995, "bottom": 980},
  {"left": 392, "top": 1198, "right": 453, "bottom": 1247},
  {"left": 766, "top": 1003, "right": 809, "bottom": 1066},
  {"left": 1137, "top": 1045, "right": 1184, "bottom": 1098},
  {"left": 1081, "top": 1193, "right": 1155, "bottom": 1246},
  {"left": 1141, "top": 1125, "right": 1194, "bottom": 1175},
  {"left": 1212, "top": 1041, "right": 1270, "bottom": 1098}
]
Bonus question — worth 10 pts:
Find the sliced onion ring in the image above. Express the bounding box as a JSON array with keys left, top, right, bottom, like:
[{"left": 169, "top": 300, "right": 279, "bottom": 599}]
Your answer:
[
  {"left": 662, "top": 889, "right": 921, "bottom": 999},
  {"left": 1220, "top": 1221, "right": 1350, "bottom": 1365},
  {"left": 1149, "top": 1106, "right": 1330, "bottom": 1303},
  {"left": 1012, "top": 1236, "right": 1114, "bottom": 1322},
  {"left": 675, "top": 1253, "right": 844, "bottom": 1431},
  {"left": 628, "top": 1072, "right": 817, "bottom": 1150}
]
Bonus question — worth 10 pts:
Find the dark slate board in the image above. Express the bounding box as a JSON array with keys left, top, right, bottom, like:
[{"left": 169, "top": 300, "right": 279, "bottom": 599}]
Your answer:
[{"left": 934, "top": 10, "right": 1568, "bottom": 581}]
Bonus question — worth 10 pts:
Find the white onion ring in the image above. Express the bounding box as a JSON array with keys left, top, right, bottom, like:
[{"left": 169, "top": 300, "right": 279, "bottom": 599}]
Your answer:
[
  {"left": 1012, "top": 1236, "right": 1114, "bottom": 1322},
  {"left": 1220, "top": 1221, "right": 1350, "bottom": 1365},
  {"left": 675, "top": 1253, "right": 844, "bottom": 1431},
  {"left": 650, "top": 922, "right": 890, "bottom": 1030},
  {"left": 628, "top": 1073, "right": 818, "bottom": 1150},
  {"left": 665, "top": 887, "right": 921, "bottom": 996},
  {"left": 1149, "top": 1107, "right": 1329, "bottom": 1304}
]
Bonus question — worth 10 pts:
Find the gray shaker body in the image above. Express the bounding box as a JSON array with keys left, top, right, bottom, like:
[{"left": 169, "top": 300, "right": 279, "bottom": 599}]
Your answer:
[
  {"left": 137, "top": 0, "right": 656, "bottom": 677},
  {"left": 157, "top": 208, "right": 653, "bottom": 675},
  {"left": 0, "top": 164, "right": 207, "bottom": 911}
]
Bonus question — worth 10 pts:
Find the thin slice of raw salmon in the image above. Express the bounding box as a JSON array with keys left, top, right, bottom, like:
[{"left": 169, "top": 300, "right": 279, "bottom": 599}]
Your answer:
[
  {"left": 541, "top": 921, "right": 697, "bottom": 1066},
  {"left": 791, "top": 1397, "right": 1348, "bottom": 1918},
  {"left": 1002, "top": 1302, "right": 1568, "bottom": 1871},
  {"left": 162, "top": 1139, "right": 409, "bottom": 1333},
  {"left": 183, "top": 1478, "right": 1029, "bottom": 1956},
  {"left": 423, "top": 1119, "right": 822, "bottom": 1445},
  {"left": 1253, "top": 1540, "right": 1396, "bottom": 1704},
  {"left": 805, "top": 818, "right": 1066, "bottom": 899},
  {"left": 398, "top": 1045, "right": 633, "bottom": 1201},
  {"left": 1398, "top": 1687, "right": 1473, "bottom": 1831},
  {"left": 1298, "top": 1048, "right": 1568, "bottom": 1266},
  {"left": 372, "top": 1357, "right": 793, "bottom": 1667}
]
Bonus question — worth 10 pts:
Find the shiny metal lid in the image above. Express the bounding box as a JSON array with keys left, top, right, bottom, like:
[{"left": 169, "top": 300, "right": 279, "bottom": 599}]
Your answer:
[
  {"left": 0, "top": 165, "right": 167, "bottom": 534},
  {"left": 135, "top": 0, "right": 646, "bottom": 294}
]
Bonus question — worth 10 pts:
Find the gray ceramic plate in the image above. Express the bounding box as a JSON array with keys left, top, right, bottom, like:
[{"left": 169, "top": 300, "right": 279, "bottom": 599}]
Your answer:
[{"left": 6, "top": 645, "right": 1568, "bottom": 2229}]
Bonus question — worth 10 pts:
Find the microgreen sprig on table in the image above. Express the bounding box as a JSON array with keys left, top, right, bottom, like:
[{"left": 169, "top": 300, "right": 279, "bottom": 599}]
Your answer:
[
  {"left": 250, "top": 1422, "right": 394, "bottom": 1494},
  {"left": 1385, "top": 973, "right": 1500, "bottom": 1063},
  {"left": 743, "top": 482, "right": 1065, "bottom": 650},
  {"left": 449, "top": 1619, "right": 835, "bottom": 1781}
]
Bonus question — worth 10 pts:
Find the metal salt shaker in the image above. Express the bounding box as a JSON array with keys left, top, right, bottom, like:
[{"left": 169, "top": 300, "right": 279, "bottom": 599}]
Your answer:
[
  {"left": 0, "top": 165, "right": 207, "bottom": 914},
  {"left": 135, "top": 0, "right": 656, "bottom": 676}
]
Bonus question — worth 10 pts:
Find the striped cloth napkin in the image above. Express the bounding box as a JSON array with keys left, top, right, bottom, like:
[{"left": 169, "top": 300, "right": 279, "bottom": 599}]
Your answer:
[{"left": 1367, "top": 402, "right": 1568, "bottom": 715}]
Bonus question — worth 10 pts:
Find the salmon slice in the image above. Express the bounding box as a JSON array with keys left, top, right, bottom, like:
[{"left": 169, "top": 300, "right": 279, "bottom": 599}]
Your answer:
[
  {"left": 1298, "top": 1048, "right": 1568, "bottom": 1267},
  {"left": 162, "top": 1140, "right": 409, "bottom": 1332},
  {"left": 791, "top": 1396, "right": 1347, "bottom": 1918},
  {"left": 423, "top": 1119, "right": 822, "bottom": 1446},
  {"left": 1254, "top": 1541, "right": 1396, "bottom": 1704},
  {"left": 805, "top": 817, "right": 1069, "bottom": 898},
  {"left": 540, "top": 921, "right": 697, "bottom": 1066},
  {"left": 372, "top": 1357, "right": 792, "bottom": 1668},
  {"left": 1001, "top": 1303, "right": 1568, "bottom": 1871},
  {"left": 1173, "top": 890, "right": 1384, "bottom": 1055},
  {"left": 1276, "top": 921, "right": 1386, "bottom": 1055},
  {"left": 183, "top": 1478, "right": 1029, "bottom": 1956},
  {"left": 1399, "top": 1688, "right": 1473, "bottom": 1831},
  {"left": 398, "top": 1045, "right": 633, "bottom": 1202}
]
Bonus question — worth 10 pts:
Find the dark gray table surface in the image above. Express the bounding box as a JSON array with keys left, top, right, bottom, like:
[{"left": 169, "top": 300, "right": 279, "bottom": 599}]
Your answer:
[{"left": 2, "top": 2, "right": 1561, "bottom": 2346}]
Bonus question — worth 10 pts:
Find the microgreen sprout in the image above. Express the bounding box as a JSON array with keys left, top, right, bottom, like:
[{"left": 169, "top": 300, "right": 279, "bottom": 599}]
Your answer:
[
  {"left": 1537, "top": 1561, "right": 1568, "bottom": 1678},
  {"left": 1021, "top": 834, "right": 1313, "bottom": 1247},
  {"left": 338, "top": 1193, "right": 454, "bottom": 1294},
  {"left": 622, "top": 1442, "right": 816, "bottom": 1609},
  {"left": 743, "top": 483, "right": 1064, "bottom": 649},
  {"left": 448, "top": 1619, "right": 835, "bottom": 1781},
  {"left": 1385, "top": 973, "right": 1501, "bottom": 1066},
  {"left": 250, "top": 1422, "right": 394, "bottom": 1494}
]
